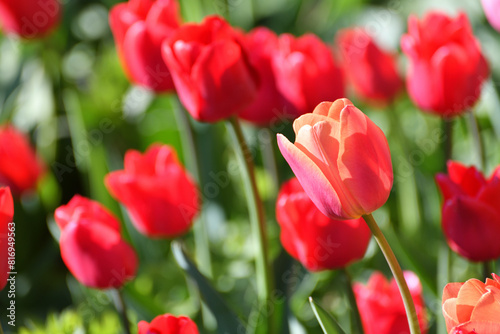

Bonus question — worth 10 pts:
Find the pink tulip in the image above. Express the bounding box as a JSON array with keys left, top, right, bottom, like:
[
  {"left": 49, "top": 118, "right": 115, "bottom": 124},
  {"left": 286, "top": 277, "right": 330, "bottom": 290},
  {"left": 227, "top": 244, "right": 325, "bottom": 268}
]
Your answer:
[
  {"left": 481, "top": 0, "right": 500, "bottom": 32},
  {"left": 277, "top": 99, "right": 393, "bottom": 219}
]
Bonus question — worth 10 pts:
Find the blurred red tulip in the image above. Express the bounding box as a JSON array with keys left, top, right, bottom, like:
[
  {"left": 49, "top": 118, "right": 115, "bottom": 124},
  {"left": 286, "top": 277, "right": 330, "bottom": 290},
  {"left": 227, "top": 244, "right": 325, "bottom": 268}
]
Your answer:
[
  {"left": 0, "top": 0, "right": 60, "bottom": 39},
  {"left": 0, "top": 187, "right": 13, "bottom": 291},
  {"left": 138, "top": 314, "right": 199, "bottom": 334},
  {"left": 401, "top": 11, "right": 489, "bottom": 117},
  {"left": 162, "top": 16, "right": 258, "bottom": 122},
  {"left": 443, "top": 274, "right": 500, "bottom": 333},
  {"left": 105, "top": 144, "right": 199, "bottom": 238},
  {"left": 436, "top": 161, "right": 500, "bottom": 261},
  {"left": 277, "top": 99, "right": 393, "bottom": 220},
  {"left": 0, "top": 125, "right": 45, "bottom": 196},
  {"left": 238, "top": 27, "right": 289, "bottom": 125},
  {"left": 276, "top": 178, "right": 371, "bottom": 271},
  {"left": 55, "top": 195, "right": 138, "bottom": 289},
  {"left": 110, "top": 0, "right": 181, "bottom": 92},
  {"left": 337, "top": 28, "right": 402, "bottom": 105},
  {"left": 272, "top": 33, "right": 344, "bottom": 118},
  {"left": 354, "top": 271, "right": 428, "bottom": 334},
  {"left": 482, "top": 0, "right": 500, "bottom": 32}
]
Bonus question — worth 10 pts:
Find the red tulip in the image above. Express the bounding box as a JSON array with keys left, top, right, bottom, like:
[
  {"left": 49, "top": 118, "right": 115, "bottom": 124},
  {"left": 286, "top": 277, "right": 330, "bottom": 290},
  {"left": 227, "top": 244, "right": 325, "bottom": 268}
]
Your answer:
[
  {"left": 276, "top": 178, "right": 371, "bottom": 271},
  {"left": 354, "top": 271, "right": 428, "bottom": 334},
  {"left": 0, "top": 187, "right": 13, "bottom": 291},
  {"left": 272, "top": 33, "right": 344, "bottom": 118},
  {"left": 238, "top": 27, "right": 289, "bottom": 125},
  {"left": 401, "top": 11, "right": 489, "bottom": 117},
  {"left": 0, "top": 0, "right": 60, "bottom": 39},
  {"left": 482, "top": 0, "right": 500, "bottom": 32},
  {"left": 162, "top": 16, "right": 258, "bottom": 122},
  {"left": 337, "top": 28, "right": 402, "bottom": 105},
  {"left": 0, "top": 125, "right": 45, "bottom": 195},
  {"left": 138, "top": 314, "right": 199, "bottom": 334},
  {"left": 442, "top": 274, "right": 500, "bottom": 333},
  {"left": 105, "top": 144, "right": 199, "bottom": 238},
  {"left": 436, "top": 161, "right": 500, "bottom": 261},
  {"left": 55, "top": 195, "right": 137, "bottom": 289},
  {"left": 277, "top": 99, "right": 393, "bottom": 220},
  {"left": 109, "top": 0, "right": 181, "bottom": 92}
]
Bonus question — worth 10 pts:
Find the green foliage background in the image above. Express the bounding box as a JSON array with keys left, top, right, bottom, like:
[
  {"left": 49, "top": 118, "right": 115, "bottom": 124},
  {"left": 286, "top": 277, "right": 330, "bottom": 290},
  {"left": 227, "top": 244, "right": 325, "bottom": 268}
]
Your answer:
[{"left": 0, "top": 0, "right": 499, "bottom": 333}]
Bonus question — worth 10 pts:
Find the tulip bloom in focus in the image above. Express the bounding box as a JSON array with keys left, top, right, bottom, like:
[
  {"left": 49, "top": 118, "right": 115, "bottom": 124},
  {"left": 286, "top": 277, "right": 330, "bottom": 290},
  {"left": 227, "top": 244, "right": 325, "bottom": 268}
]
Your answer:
[
  {"left": 0, "top": 125, "right": 45, "bottom": 196},
  {"left": 442, "top": 274, "right": 500, "bottom": 333},
  {"left": 337, "top": 28, "right": 402, "bottom": 105},
  {"left": 436, "top": 161, "right": 500, "bottom": 262},
  {"left": 277, "top": 99, "right": 393, "bottom": 220},
  {"left": 0, "top": 187, "right": 13, "bottom": 291},
  {"left": 0, "top": 0, "right": 60, "bottom": 39},
  {"left": 162, "top": 16, "right": 258, "bottom": 122},
  {"left": 54, "top": 195, "right": 138, "bottom": 289},
  {"left": 272, "top": 34, "right": 344, "bottom": 118},
  {"left": 481, "top": 0, "right": 500, "bottom": 32},
  {"left": 355, "top": 271, "right": 428, "bottom": 334},
  {"left": 276, "top": 178, "right": 371, "bottom": 271},
  {"left": 401, "top": 11, "right": 488, "bottom": 117},
  {"left": 138, "top": 314, "right": 199, "bottom": 334},
  {"left": 238, "top": 27, "right": 288, "bottom": 125},
  {"left": 105, "top": 144, "right": 199, "bottom": 238},
  {"left": 110, "top": 0, "right": 181, "bottom": 92}
]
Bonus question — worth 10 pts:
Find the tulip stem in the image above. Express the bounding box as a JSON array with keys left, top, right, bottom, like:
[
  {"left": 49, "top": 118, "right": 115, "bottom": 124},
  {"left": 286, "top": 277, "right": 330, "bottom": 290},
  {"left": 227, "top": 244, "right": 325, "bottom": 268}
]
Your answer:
[
  {"left": 483, "top": 261, "right": 493, "bottom": 279},
  {"left": 0, "top": 321, "right": 4, "bottom": 334},
  {"left": 443, "top": 118, "right": 453, "bottom": 165},
  {"left": 173, "top": 98, "right": 213, "bottom": 278},
  {"left": 112, "top": 289, "right": 131, "bottom": 334},
  {"left": 260, "top": 127, "right": 280, "bottom": 196},
  {"left": 226, "top": 116, "right": 274, "bottom": 332},
  {"left": 362, "top": 214, "right": 421, "bottom": 334},
  {"left": 342, "top": 268, "right": 364, "bottom": 334},
  {"left": 467, "top": 111, "right": 485, "bottom": 171}
]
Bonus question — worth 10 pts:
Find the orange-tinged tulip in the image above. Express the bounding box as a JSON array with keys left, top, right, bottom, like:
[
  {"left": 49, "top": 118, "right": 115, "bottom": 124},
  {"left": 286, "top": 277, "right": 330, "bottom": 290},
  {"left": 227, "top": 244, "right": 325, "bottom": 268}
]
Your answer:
[
  {"left": 277, "top": 98, "right": 393, "bottom": 220},
  {"left": 442, "top": 274, "right": 500, "bottom": 333}
]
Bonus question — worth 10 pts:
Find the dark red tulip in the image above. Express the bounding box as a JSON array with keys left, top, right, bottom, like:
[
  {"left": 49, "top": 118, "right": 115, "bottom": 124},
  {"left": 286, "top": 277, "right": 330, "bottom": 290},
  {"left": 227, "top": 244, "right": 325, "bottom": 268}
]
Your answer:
[
  {"left": 276, "top": 178, "right": 371, "bottom": 271},
  {"left": 55, "top": 195, "right": 138, "bottom": 289},
  {"left": 0, "top": 125, "right": 45, "bottom": 196},
  {"left": 401, "top": 11, "right": 489, "bottom": 117},
  {"left": 110, "top": 0, "right": 181, "bottom": 92},
  {"left": 238, "top": 27, "right": 289, "bottom": 125},
  {"left": 436, "top": 161, "right": 500, "bottom": 261},
  {"left": 354, "top": 271, "right": 428, "bottom": 334},
  {"left": 105, "top": 144, "right": 199, "bottom": 238},
  {"left": 337, "top": 28, "right": 402, "bottom": 105},
  {"left": 0, "top": 187, "right": 13, "bottom": 291},
  {"left": 272, "top": 33, "right": 344, "bottom": 118},
  {"left": 162, "top": 16, "right": 259, "bottom": 123},
  {"left": 138, "top": 314, "right": 199, "bottom": 334},
  {"left": 0, "top": 0, "right": 61, "bottom": 39}
]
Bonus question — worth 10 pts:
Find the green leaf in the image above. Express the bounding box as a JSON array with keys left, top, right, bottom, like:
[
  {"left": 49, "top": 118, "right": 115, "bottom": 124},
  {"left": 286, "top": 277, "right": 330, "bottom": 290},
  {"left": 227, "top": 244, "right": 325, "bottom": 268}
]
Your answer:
[
  {"left": 308, "top": 297, "right": 347, "bottom": 334},
  {"left": 171, "top": 241, "right": 245, "bottom": 334}
]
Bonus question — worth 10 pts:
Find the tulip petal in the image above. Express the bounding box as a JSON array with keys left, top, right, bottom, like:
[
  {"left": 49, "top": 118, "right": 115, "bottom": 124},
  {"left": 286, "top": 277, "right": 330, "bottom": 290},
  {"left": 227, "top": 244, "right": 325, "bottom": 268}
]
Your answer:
[
  {"left": 442, "top": 197, "right": 500, "bottom": 261},
  {"left": 123, "top": 21, "right": 175, "bottom": 92},
  {"left": 455, "top": 279, "right": 487, "bottom": 323},
  {"left": 469, "top": 289, "right": 500, "bottom": 322},
  {"left": 452, "top": 321, "right": 500, "bottom": 333},
  {"left": 337, "top": 105, "right": 393, "bottom": 215},
  {"left": 443, "top": 298, "right": 460, "bottom": 331},
  {"left": 277, "top": 134, "right": 346, "bottom": 219}
]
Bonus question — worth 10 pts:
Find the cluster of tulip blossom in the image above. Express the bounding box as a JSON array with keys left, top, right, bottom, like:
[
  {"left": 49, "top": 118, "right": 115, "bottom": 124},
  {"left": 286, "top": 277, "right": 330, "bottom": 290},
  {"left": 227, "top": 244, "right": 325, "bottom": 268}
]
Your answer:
[{"left": 1, "top": 0, "right": 500, "bottom": 332}]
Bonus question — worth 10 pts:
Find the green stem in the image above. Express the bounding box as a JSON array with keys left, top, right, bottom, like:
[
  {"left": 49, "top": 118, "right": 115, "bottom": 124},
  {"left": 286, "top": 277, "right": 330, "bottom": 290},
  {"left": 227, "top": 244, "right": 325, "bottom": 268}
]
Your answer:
[
  {"left": 172, "top": 98, "right": 213, "bottom": 278},
  {"left": 362, "top": 214, "right": 421, "bottom": 334},
  {"left": 259, "top": 127, "right": 280, "bottom": 196},
  {"left": 226, "top": 116, "right": 274, "bottom": 331},
  {"left": 112, "top": 289, "right": 131, "bottom": 334},
  {"left": 483, "top": 261, "right": 493, "bottom": 279},
  {"left": 342, "top": 268, "right": 364, "bottom": 334},
  {"left": 0, "top": 320, "right": 4, "bottom": 334},
  {"left": 467, "top": 111, "right": 485, "bottom": 171},
  {"left": 444, "top": 119, "right": 453, "bottom": 165}
]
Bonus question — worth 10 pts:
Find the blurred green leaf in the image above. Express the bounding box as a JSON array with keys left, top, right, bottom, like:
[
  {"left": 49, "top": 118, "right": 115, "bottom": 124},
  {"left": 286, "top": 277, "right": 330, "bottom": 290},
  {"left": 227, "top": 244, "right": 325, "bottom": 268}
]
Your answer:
[
  {"left": 171, "top": 241, "right": 245, "bottom": 333},
  {"left": 308, "top": 297, "right": 347, "bottom": 334}
]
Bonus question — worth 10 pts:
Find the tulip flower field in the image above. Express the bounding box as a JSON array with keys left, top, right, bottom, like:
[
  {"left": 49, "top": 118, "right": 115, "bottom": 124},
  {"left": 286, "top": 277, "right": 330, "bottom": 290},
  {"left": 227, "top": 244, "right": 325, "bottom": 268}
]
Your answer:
[{"left": 2, "top": 0, "right": 500, "bottom": 333}]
